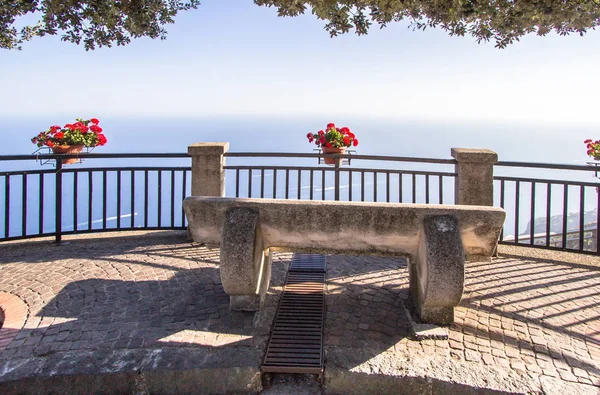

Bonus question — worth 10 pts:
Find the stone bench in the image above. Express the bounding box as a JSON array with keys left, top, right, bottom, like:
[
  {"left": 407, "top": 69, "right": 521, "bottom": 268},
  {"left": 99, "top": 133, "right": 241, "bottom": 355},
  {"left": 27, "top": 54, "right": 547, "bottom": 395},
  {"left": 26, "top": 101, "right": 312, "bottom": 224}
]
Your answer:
[{"left": 183, "top": 197, "right": 505, "bottom": 324}]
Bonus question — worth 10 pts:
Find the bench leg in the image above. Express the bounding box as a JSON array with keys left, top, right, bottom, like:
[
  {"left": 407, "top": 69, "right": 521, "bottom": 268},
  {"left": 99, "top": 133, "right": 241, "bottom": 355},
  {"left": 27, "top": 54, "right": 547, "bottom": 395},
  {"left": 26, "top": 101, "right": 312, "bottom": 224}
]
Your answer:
[
  {"left": 411, "top": 215, "right": 465, "bottom": 325},
  {"left": 219, "top": 207, "right": 271, "bottom": 311}
]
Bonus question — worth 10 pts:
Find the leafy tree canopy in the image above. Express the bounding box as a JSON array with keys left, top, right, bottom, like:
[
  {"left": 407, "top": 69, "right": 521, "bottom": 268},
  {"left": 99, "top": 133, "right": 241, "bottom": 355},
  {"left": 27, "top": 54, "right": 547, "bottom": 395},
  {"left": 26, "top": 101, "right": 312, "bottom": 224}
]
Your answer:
[{"left": 2, "top": 1, "right": 599, "bottom": 50}]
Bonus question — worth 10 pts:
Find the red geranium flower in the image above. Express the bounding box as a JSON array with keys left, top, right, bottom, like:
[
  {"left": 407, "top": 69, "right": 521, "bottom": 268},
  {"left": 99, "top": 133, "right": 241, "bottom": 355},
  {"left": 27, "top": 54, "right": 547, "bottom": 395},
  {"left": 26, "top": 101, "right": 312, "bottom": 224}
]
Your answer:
[
  {"left": 585, "top": 139, "right": 600, "bottom": 160},
  {"left": 306, "top": 122, "right": 359, "bottom": 150},
  {"left": 31, "top": 118, "right": 108, "bottom": 149}
]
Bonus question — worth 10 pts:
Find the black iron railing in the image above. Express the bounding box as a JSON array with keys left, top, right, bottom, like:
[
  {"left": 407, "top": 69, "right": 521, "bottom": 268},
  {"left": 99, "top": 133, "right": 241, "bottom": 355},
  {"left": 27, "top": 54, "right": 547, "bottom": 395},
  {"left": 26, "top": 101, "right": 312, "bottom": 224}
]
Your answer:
[
  {"left": 494, "top": 161, "right": 600, "bottom": 255},
  {"left": 1, "top": 153, "right": 190, "bottom": 242},
  {"left": 224, "top": 152, "right": 457, "bottom": 203},
  {"left": 2, "top": 151, "right": 600, "bottom": 256}
]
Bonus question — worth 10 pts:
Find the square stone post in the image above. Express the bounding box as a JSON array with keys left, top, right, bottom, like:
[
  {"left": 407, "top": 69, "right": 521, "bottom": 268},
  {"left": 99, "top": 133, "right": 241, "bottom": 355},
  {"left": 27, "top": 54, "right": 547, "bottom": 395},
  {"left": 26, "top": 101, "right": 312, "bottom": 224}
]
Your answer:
[
  {"left": 188, "top": 143, "right": 229, "bottom": 197},
  {"left": 451, "top": 148, "right": 498, "bottom": 206}
]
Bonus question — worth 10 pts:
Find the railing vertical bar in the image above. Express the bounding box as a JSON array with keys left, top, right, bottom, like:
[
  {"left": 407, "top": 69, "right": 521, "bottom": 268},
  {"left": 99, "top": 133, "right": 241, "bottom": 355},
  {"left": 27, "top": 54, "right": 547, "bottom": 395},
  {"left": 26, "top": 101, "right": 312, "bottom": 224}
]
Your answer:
[
  {"left": 170, "top": 170, "right": 175, "bottom": 227},
  {"left": 499, "top": 179, "right": 505, "bottom": 241},
  {"left": 530, "top": 182, "right": 536, "bottom": 246},
  {"left": 298, "top": 170, "right": 302, "bottom": 200},
  {"left": 102, "top": 171, "right": 108, "bottom": 230},
  {"left": 144, "top": 170, "right": 149, "bottom": 228},
  {"left": 286, "top": 169, "right": 290, "bottom": 200},
  {"left": 386, "top": 172, "right": 390, "bottom": 203},
  {"left": 4, "top": 175, "right": 9, "bottom": 238},
  {"left": 412, "top": 174, "right": 416, "bottom": 204},
  {"left": 131, "top": 170, "right": 136, "bottom": 228},
  {"left": 261, "top": 169, "right": 265, "bottom": 199},
  {"left": 425, "top": 174, "right": 430, "bottom": 204},
  {"left": 373, "top": 172, "right": 377, "bottom": 202},
  {"left": 310, "top": 170, "right": 314, "bottom": 200},
  {"left": 334, "top": 168, "right": 340, "bottom": 201},
  {"left": 439, "top": 175, "right": 443, "bottom": 204},
  {"left": 546, "top": 183, "right": 551, "bottom": 247},
  {"left": 597, "top": 188, "right": 600, "bottom": 253},
  {"left": 21, "top": 173, "right": 27, "bottom": 236},
  {"left": 399, "top": 173, "right": 403, "bottom": 203},
  {"left": 579, "top": 185, "right": 585, "bottom": 251},
  {"left": 248, "top": 169, "right": 252, "bottom": 198},
  {"left": 562, "top": 184, "right": 568, "bottom": 249},
  {"left": 55, "top": 162, "right": 63, "bottom": 242},
  {"left": 181, "top": 170, "right": 187, "bottom": 226},
  {"left": 321, "top": 170, "right": 325, "bottom": 200},
  {"left": 235, "top": 169, "right": 240, "bottom": 197},
  {"left": 39, "top": 174, "right": 44, "bottom": 235},
  {"left": 74, "top": 172, "right": 78, "bottom": 232},
  {"left": 515, "top": 181, "right": 520, "bottom": 245},
  {"left": 348, "top": 171, "right": 353, "bottom": 201},
  {"left": 88, "top": 170, "right": 93, "bottom": 231},
  {"left": 117, "top": 171, "right": 122, "bottom": 229},
  {"left": 157, "top": 170, "right": 162, "bottom": 228},
  {"left": 273, "top": 169, "right": 277, "bottom": 198},
  {"left": 361, "top": 171, "right": 365, "bottom": 202}
]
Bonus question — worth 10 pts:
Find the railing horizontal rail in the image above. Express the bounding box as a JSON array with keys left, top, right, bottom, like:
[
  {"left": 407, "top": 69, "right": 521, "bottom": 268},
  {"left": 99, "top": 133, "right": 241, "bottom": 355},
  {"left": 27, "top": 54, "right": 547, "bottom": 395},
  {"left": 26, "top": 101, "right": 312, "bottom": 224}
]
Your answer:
[
  {"left": 225, "top": 165, "right": 456, "bottom": 177},
  {"left": 225, "top": 152, "right": 457, "bottom": 164},
  {"left": 497, "top": 240, "right": 600, "bottom": 256},
  {"left": 497, "top": 160, "right": 599, "bottom": 172},
  {"left": 0, "top": 153, "right": 190, "bottom": 161},
  {"left": 494, "top": 175, "right": 600, "bottom": 188},
  {"left": 1, "top": 166, "right": 191, "bottom": 177},
  {"left": 0, "top": 226, "right": 188, "bottom": 243}
]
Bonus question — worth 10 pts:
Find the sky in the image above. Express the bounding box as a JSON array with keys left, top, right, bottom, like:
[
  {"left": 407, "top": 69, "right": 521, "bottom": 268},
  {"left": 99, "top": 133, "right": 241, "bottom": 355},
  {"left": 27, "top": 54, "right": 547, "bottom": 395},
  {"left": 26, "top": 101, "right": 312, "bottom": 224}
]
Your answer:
[{"left": 1, "top": 1, "right": 600, "bottom": 126}]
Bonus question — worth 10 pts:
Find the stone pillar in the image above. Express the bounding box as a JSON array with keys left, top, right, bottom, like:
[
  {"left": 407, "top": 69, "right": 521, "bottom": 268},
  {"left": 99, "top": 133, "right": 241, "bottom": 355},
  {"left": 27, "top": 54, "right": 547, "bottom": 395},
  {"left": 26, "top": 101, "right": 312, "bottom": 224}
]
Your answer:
[
  {"left": 451, "top": 148, "right": 498, "bottom": 206},
  {"left": 188, "top": 142, "right": 229, "bottom": 197}
]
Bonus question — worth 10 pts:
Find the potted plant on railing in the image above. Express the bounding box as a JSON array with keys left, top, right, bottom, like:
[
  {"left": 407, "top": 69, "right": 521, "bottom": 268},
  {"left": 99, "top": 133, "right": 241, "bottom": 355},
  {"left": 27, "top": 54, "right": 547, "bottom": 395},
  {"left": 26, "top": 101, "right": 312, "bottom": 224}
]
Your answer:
[
  {"left": 585, "top": 139, "right": 600, "bottom": 161},
  {"left": 307, "top": 123, "right": 358, "bottom": 165},
  {"left": 31, "top": 118, "right": 107, "bottom": 165}
]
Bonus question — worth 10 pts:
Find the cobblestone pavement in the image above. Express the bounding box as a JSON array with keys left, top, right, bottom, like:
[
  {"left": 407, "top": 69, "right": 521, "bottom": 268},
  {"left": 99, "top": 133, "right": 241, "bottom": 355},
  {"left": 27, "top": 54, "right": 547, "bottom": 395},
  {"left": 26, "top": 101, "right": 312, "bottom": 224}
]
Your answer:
[
  {"left": 324, "top": 248, "right": 600, "bottom": 394},
  {"left": 0, "top": 231, "right": 599, "bottom": 394}
]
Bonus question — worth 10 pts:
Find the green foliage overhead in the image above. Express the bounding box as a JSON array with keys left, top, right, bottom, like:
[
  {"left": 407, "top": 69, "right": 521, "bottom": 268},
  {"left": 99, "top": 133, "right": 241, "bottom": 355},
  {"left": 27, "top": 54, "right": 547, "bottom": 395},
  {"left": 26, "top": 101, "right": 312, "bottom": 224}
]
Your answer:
[
  {"left": 1, "top": 0, "right": 200, "bottom": 50},
  {"left": 2, "top": 1, "right": 599, "bottom": 50}
]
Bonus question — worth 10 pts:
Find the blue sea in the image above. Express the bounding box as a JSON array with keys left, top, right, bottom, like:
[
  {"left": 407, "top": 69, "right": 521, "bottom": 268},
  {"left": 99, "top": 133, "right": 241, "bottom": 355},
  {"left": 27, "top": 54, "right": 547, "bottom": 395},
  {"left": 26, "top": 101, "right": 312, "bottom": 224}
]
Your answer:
[{"left": 1, "top": 116, "right": 599, "bottom": 239}]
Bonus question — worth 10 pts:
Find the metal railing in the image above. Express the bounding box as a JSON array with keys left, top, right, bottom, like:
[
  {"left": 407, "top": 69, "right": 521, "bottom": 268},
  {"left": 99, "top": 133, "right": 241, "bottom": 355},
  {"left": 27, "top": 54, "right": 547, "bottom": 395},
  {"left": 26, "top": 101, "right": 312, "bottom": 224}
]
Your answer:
[
  {"left": 224, "top": 152, "right": 457, "bottom": 203},
  {"left": 2, "top": 151, "right": 600, "bottom": 256},
  {"left": 494, "top": 161, "right": 600, "bottom": 255},
  {"left": 0, "top": 151, "right": 456, "bottom": 243},
  {"left": 1, "top": 153, "right": 190, "bottom": 242}
]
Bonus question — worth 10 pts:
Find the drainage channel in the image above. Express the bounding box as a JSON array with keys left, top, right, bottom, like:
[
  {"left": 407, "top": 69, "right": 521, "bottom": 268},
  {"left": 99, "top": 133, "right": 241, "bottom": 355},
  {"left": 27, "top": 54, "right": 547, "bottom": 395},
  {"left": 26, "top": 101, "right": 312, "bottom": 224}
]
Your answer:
[{"left": 262, "top": 254, "right": 326, "bottom": 374}]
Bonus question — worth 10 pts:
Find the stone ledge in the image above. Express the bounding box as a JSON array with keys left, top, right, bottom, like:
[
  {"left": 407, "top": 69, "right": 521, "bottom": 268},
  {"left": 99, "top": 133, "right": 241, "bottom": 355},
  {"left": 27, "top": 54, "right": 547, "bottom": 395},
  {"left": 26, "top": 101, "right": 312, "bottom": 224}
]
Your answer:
[{"left": 0, "top": 348, "right": 262, "bottom": 394}]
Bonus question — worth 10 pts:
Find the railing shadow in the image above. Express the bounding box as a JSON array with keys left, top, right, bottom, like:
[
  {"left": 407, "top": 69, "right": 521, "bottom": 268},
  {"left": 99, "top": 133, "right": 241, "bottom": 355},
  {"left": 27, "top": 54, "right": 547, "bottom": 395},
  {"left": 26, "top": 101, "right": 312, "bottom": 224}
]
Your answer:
[{"left": 455, "top": 253, "right": 600, "bottom": 379}]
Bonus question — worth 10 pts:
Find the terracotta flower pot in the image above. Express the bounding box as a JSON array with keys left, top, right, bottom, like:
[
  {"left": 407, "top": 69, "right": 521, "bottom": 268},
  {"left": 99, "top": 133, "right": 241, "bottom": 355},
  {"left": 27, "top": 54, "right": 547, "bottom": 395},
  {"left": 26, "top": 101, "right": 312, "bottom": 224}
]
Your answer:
[
  {"left": 321, "top": 146, "right": 346, "bottom": 165},
  {"left": 52, "top": 144, "right": 84, "bottom": 165}
]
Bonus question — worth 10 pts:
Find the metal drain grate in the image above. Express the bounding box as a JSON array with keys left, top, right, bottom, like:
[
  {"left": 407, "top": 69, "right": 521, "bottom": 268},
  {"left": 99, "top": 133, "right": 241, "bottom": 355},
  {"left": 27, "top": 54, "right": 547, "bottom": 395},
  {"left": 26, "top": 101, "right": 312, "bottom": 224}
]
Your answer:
[
  {"left": 288, "top": 254, "right": 326, "bottom": 273},
  {"left": 262, "top": 254, "right": 326, "bottom": 374}
]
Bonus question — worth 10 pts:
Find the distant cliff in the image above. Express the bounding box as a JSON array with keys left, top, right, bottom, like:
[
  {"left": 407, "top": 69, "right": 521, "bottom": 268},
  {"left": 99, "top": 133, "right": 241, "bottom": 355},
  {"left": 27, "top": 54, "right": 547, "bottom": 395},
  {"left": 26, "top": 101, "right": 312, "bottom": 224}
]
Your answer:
[{"left": 522, "top": 208, "right": 597, "bottom": 235}]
